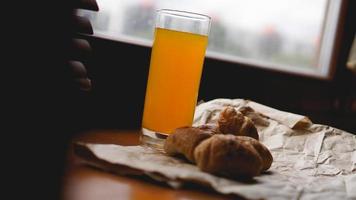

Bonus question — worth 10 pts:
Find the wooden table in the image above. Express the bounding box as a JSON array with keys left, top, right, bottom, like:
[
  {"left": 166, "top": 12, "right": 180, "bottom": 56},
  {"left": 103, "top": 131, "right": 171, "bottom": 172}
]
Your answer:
[{"left": 62, "top": 130, "right": 236, "bottom": 200}]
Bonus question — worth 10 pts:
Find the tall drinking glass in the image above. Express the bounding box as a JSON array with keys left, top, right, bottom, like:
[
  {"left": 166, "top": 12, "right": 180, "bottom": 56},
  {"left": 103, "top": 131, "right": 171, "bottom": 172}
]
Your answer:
[{"left": 141, "top": 9, "right": 211, "bottom": 149}]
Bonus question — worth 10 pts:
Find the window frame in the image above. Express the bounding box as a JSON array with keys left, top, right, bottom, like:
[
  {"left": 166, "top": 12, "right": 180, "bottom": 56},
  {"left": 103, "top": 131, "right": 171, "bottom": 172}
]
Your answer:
[
  {"left": 210, "top": 0, "right": 347, "bottom": 80},
  {"left": 79, "top": 0, "right": 348, "bottom": 80}
]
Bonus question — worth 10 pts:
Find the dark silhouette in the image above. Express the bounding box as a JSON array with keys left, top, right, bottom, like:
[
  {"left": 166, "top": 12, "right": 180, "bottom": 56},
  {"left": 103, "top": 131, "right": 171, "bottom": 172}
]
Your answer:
[{"left": 5, "top": 0, "right": 98, "bottom": 199}]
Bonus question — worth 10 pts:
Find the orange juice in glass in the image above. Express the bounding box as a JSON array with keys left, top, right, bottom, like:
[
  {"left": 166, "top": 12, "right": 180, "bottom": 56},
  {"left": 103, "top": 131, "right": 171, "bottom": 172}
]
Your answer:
[{"left": 140, "top": 9, "right": 211, "bottom": 149}]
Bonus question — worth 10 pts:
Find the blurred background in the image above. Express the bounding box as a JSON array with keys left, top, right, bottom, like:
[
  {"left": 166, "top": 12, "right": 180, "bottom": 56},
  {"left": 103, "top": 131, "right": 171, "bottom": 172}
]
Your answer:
[
  {"left": 75, "top": 0, "right": 355, "bottom": 133},
  {"left": 78, "top": 0, "right": 335, "bottom": 76}
]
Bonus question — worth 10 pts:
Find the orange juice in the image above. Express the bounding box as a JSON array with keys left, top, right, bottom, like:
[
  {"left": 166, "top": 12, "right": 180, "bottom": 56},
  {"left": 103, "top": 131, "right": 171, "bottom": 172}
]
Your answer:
[{"left": 142, "top": 28, "right": 208, "bottom": 134}]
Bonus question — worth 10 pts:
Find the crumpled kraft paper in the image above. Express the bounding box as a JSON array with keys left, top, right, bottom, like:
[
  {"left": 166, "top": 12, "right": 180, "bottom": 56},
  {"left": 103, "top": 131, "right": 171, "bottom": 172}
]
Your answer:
[{"left": 74, "top": 99, "right": 356, "bottom": 200}]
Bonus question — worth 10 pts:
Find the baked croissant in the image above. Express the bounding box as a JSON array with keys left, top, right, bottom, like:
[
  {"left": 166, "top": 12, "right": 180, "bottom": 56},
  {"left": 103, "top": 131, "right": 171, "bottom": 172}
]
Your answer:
[
  {"left": 218, "top": 106, "right": 259, "bottom": 140},
  {"left": 164, "top": 126, "right": 273, "bottom": 178},
  {"left": 194, "top": 134, "right": 264, "bottom": 177},
  {"left": 164, "top": 126, "right": 213, "bottom": 162}
]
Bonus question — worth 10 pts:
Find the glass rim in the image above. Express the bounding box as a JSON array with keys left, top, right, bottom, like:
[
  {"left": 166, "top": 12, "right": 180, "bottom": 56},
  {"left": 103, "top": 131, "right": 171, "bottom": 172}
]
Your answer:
[{"left": 157, "top": 9, "right": 211, "bottom": 21}]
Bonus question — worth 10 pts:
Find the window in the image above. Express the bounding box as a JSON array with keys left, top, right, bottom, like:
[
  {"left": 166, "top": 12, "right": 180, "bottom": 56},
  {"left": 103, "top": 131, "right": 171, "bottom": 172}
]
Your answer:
[{"left": 77, "top": 0, "right": 344, "bottom": 79}]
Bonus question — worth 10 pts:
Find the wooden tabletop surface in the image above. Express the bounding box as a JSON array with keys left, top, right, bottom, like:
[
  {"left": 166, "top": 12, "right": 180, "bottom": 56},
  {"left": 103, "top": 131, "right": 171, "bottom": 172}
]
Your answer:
[{"left": 62, "top": 130, "right": 236, "bottom": 200}]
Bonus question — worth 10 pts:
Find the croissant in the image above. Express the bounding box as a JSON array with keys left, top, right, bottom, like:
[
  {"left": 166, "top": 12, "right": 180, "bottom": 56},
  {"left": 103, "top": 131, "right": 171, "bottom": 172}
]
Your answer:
[
  {"left": 164, "top": 126, "right": 273, "bottom": 178},
  {"left": 218, "top": 106, "right": 259, "bottom": 140},
  {"left": 163, "top": 126, "right": 213, "bottom": 162}
]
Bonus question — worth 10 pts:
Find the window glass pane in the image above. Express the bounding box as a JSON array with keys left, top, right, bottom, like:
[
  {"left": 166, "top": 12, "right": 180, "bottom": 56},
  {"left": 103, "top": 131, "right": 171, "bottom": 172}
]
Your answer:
[{"left": 78, "top": 0, "right": 333, "bottom": 76}]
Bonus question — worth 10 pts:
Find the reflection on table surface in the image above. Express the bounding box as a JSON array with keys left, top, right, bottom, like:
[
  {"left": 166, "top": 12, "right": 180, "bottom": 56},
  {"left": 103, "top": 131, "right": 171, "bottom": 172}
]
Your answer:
[{"left": 62, "top": 130, "right": 237, "bottom": 200}]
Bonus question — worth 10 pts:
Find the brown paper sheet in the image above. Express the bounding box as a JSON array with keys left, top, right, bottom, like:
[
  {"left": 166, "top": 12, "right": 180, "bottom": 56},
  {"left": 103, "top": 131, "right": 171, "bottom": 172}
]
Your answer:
[{"left": 74, "top": 99, "right": 356, "bottom": 200}]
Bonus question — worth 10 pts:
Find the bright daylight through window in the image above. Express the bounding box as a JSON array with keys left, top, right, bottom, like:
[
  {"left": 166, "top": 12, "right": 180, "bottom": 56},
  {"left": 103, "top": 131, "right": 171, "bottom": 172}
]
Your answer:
[{"left": 77, "top": 0, "right": 342, "bottom": 78}]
